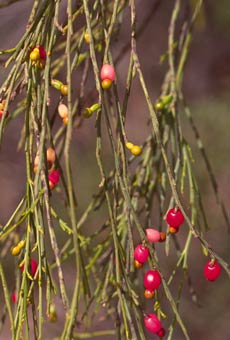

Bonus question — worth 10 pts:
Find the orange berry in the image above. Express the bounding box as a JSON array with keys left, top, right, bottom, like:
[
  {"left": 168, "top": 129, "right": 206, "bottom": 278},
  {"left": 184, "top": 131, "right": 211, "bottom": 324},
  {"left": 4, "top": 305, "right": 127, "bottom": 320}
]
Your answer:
[
  {"left": 144, "top": 289, "right": 155, "bottom": 299},
  {"left": 159, "top": 232, "right": 166, "bottom": 242},
  {"left": 60, "top": 84, "right": 68, "bottom": 96},
  {"left": 62, "top": 117, "right": 68, "bottom": 125},
  {"left": 101, "top": 79, "right": 112, "bottom": 89},
  {"left": 134, "top": 260, "right": 143, "bottom": 269},
  {"left": 49, "top": 180, "right": 55, "bottom": 190},
  {"left": 46, "top": 147, "right": 56, "bottom": 165},
  {"left": 168, "top": 226, "right": 179, "bottom": 234}
]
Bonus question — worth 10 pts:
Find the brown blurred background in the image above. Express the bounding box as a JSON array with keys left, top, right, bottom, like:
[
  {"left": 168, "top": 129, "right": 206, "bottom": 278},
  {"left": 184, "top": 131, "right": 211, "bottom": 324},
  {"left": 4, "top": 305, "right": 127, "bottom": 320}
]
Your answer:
[{"left": 0, "top": 0, "right": 230, "bottom": 339}]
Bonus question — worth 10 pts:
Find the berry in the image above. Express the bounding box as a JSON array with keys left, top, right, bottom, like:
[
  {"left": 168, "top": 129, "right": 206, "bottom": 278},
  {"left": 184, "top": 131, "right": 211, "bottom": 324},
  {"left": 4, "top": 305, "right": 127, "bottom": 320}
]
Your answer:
[
  {"left": 126, "top": 142, "right": 134, "bottom": 150},
  {"left": 11, "top": 246, "right": 21, "bottom": 256},
  {"left": 144, "top": 270, "right": 161, "bottom": 290},
  {"left": 166, "top": 208, "right": 184, "bottom": 227},
  {"left": 204, "top": 260, "right": 221, "bottom": 281},
  {"left": 11, "top": 291, "right": 17, "bottom": 304},
  {"left": 46, "top": 147, "right": 56, "bottom": 165},
  {"left": 146, "top": 228, "right": 161, "bottom": 243},
  {"left": 144, "top": 289, "right": 155, "bottom": 299},
  {"left": 100, "top": 64, "right": 115, "bottom": 82},
  {"left": 63, "top": 117, "right": 68, "bottom": 125},
  {"left": 134, "top": 244, "right": 149, "bottom": 264},
  {"left": 155, "top": 101, "right": 164, "bottom": 111},
  {"left": 58, "top": 103, "right": 69, "bottom": 119},
  {"left": 157, "top": 328, "right": 166, "bottom": 337},
  {"left": 131, "top": 145, "right": 142, "bottom": 156},
  {"left": 134, "top": 260, "right": 143, "bottom": 268},
  {"left": 60, "top": 85, "right": 68, "bottom": 96},
  {"left": 30, "top": 48, "right": 40, "bottom": 61},
  {"left": 84, "top": 31, "right": 90, "bottom": 44},
  {"left": 101, "top": 79, "right": 112, "bottom": 89},
  {"left": 168, "top": 226, "right": 179, "bottom": 234},
  {"left": 48, "top": 169, "right": 60, "bottom": 189},
  {"left": 159, "top": 232, "right": 166, "bottom": 242},
  {"left": 18, "top": 240, "right": 26, "bottom": 249},
  {"left": 38, "top": 45, "right": 46, "bottom": 59},
  {"left": 144, "top": 313, "right": 162, "bottom": 334},
  {"left": 21, "top": 258, "right": 38, "bottom": 278}
]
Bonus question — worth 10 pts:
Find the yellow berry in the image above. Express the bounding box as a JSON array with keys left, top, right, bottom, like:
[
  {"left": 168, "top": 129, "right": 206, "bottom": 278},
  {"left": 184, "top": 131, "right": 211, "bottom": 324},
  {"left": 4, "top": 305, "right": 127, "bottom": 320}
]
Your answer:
[
  {"left": 60, "top": 85, "right": 68, "bottom": 96},
  {"left": 58, "top": 103, "right": 69, "bottom": 119},
  {"left": 11, "top": 246, "right": 21, "bottom": 256},
  {"left": 84, "top": 32, "right": 90, "bottom": 44},
  {"left": 101, "top": 79, "right": 112, "bottom": 89},
  {"left": 18, "top": 240, "right": 26, "bottom": 249},
  {"left": 30, "top": 48, "right": 40, "bottom": 61},
  {"left": 126, "top": 142, "right": 134, "bottom": 150},
  {"left": 131, "top": 145, "right": 142, "bottom": 156}
]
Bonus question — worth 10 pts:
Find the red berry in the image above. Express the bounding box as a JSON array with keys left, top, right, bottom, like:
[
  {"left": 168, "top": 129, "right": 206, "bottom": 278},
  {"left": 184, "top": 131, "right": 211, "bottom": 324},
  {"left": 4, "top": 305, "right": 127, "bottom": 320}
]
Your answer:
[
  {"left": 38, "top": 45, "right": 46, "bottom": 59},
  {"left": 146, "top": 228, "right": 161, "bottom": 243},
  {"left": 144, "top": 270, "right": 161, "bottom": 290},
  {"left": 21, "top": 258, "right": 38, "bottom": 278},
  {"left": 134, "top": 244, "right": 149, "bottom": 263},
  {"left": 157, "top": 328, "right": 166, "bottom": 337},
  {"left": 100, "top": 64, "right": 115, "bottom": 82},
  {"left": 48, "top": 169, "right": 60, "bottom": 185},
  {"left": 144, "top": 313, "right": 162, "bottom": 334},
  {"left": 11, "top": 291, "right": 17, "bottom": 304},
  {"left": 166, "top": 208, "right": 184, "bottom": 227},
  {"left": 204, "top": 260, "right": 221, "bottom": 281}
]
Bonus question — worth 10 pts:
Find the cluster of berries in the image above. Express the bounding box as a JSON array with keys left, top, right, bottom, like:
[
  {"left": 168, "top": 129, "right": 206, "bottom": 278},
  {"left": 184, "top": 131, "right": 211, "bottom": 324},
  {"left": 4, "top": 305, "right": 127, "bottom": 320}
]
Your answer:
[
  {"left": 29, "top": 45, "right": 46, "bottom": 69},
  {"left": 33, "top": 147, "right": 60, "bottom": 190},
  {"left": 100, "top": 64, "right": 115, "bottom": 89},
  {"left": 133, "top": 207, "right": 222, "bottom": 336},
  {"left": 134, "top": 229, "right": 166, "bottom": 336}
]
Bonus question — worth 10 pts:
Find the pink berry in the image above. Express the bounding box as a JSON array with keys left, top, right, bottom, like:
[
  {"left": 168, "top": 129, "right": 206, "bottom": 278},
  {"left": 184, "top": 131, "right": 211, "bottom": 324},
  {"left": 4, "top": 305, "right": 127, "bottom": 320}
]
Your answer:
[
  {"left": 48, "top": 169, "right": 60, "bottom": 185},
  {"left": 204, "top": 260, "right": 221, "bottom": 281},
  {"left": 166, "top": 208, "right": 184, "bottom": 227},
  {"left": 146, "top": 228, "right": 161, "bottom": 243},
  {"left": 100, "top": 64, "right": 115, "bottom": 82},
  {"left": 134, "top": 244, "right": 149, "bottom": 264},
  {"left": 144, "top": 313, "right": 162, "bottom": 334},
  {"left": 144, "top": 270, "right": 161, "bottom": 290}
]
